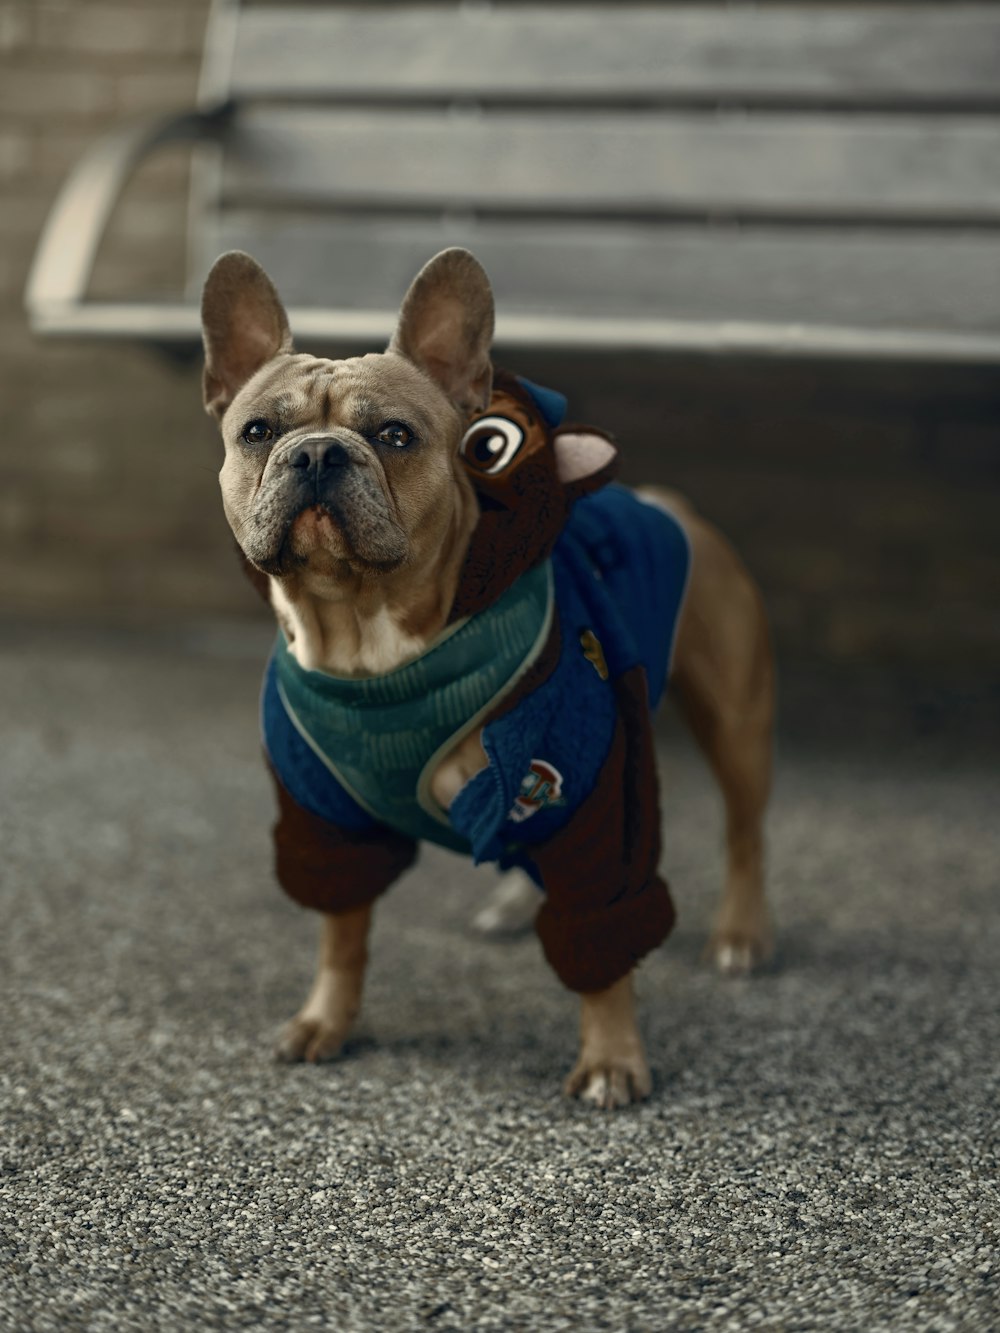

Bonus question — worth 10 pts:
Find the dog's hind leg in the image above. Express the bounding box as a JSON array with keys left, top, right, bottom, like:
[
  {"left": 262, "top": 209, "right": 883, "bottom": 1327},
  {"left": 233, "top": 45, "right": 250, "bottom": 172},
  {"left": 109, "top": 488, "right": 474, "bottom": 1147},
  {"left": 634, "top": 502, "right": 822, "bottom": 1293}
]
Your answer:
[
  {"left": 275, "top": 904, "right": 373, "bottom": 1062},
  {"left": 676, "top": 657, "right": 774, "bottom": 975},
  {"left": 639, "top": 488, "right": 775, "bottom": 975}
]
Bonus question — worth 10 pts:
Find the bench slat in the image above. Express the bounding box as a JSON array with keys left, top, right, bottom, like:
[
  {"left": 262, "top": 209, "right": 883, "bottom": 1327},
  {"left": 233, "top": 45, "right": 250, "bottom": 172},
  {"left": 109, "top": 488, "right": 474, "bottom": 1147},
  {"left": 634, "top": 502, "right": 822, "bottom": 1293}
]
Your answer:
[
  {"left": 196, "top": 214, "right": 1000, "bottom": 338},
  {"left": 222, "top": 109, "right": 1000, "bottom": 225},
  {"left": 228, "top": 5, "right": 1000, "bottom": 109}
]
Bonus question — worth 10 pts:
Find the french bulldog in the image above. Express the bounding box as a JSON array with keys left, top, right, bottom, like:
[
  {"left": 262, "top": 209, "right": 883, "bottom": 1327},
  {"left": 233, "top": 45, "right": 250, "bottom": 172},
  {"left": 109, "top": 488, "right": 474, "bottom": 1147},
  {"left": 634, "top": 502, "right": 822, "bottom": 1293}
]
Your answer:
[{"left": 201, "top": 247, "right": 774, "bottom": 1109}]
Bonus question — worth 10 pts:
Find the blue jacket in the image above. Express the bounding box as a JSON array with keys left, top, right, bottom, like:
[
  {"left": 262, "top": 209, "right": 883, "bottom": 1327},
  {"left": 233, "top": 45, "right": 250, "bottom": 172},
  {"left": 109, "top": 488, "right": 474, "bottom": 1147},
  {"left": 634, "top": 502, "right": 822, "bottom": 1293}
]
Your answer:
[{"left": 262, "top": 483, "right": 690, "bottom": 876}]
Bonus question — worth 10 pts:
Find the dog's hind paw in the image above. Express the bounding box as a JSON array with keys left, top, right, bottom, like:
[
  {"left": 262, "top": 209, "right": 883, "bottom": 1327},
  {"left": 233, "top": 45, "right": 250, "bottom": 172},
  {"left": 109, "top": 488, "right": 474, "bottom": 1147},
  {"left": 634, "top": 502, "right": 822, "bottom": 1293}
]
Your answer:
[
  {"left": 471, "top": 868, "right": 540, "bottom": 937},
  {"left": 704, "top": 928, "right": 773, "bottom": 977}
]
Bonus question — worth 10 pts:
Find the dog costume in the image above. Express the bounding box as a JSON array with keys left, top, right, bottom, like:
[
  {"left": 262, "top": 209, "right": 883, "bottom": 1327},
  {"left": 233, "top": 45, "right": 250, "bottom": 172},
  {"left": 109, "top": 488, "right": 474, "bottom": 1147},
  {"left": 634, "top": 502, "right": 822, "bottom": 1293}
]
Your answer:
[{"left": 261, "top": 375, "right": 691, "bottom": 992}]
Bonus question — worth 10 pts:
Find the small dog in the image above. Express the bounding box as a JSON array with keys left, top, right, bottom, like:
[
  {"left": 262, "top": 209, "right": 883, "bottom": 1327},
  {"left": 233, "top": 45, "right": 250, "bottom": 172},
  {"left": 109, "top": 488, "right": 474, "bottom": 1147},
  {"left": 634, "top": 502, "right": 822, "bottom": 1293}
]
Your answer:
[{"left": 201, "top": 248, "right": 774, "bottom": 1109}]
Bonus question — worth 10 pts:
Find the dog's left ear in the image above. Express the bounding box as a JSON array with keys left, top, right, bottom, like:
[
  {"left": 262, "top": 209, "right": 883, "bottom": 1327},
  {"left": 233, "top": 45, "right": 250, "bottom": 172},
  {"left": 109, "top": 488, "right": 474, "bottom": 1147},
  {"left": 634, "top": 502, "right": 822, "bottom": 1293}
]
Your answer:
[
  {"left": 389, "top": 248, "right": 494, "bottom": 416},
  {"left": 201, "top": 251, "right": 294, "bottom": 422}
]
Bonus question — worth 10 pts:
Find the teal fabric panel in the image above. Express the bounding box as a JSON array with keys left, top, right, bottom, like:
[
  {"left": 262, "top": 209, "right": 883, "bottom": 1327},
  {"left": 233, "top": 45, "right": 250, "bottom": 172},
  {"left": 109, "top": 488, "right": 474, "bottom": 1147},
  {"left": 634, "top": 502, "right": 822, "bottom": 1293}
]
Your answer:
[{"left": 272, "top": 560, "right": 553, "bottom": 850}]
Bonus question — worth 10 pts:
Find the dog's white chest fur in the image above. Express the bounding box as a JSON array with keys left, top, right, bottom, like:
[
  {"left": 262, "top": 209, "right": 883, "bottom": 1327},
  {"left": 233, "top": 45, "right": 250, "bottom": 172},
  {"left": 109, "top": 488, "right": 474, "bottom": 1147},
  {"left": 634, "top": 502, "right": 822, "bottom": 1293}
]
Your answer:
[{"left": 271, "top": 582, "right": 426, "bottom": 676}]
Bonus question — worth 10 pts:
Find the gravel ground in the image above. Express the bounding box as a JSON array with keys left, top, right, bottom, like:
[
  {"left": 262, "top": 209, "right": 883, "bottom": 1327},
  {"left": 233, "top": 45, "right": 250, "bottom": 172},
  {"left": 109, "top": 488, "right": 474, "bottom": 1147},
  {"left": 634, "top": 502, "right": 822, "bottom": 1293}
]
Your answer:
[{"left": 1, "top": 621, "right": 998, "bottom": 1332}]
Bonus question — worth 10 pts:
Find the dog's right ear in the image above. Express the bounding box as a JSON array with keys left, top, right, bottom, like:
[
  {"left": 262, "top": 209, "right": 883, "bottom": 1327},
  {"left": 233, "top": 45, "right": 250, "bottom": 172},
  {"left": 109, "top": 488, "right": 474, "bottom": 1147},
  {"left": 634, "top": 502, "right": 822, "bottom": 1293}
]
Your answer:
[{"left": 201, "top": 252, "right": 293, "bottom": 422}]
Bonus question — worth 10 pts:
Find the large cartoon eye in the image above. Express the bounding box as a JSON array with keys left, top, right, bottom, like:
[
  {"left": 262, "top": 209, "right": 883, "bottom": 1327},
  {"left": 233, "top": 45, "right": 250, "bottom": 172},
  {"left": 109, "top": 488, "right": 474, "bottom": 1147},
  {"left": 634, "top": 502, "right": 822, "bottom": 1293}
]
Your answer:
[{"left": 460, "top": 415, "right": 525, "bottom": 475}]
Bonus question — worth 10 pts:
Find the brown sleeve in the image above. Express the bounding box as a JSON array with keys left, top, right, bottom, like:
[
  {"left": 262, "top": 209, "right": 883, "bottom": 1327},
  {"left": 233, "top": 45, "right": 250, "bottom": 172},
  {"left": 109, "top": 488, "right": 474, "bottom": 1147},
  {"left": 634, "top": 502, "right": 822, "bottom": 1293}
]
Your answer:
[
  {"left": 529, "top": 666, "right": 676, "bottom": 993},
  {"left": 267, "top": 760, "right": 418, "bottom": 914}
]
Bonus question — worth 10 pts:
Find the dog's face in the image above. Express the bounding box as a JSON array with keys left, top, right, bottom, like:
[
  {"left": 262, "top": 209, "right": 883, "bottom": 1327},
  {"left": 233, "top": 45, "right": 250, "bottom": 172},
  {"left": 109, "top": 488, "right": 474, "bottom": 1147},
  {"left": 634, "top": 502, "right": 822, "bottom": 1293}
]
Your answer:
[
  {"left": 210, "top": 347, "right": 457, "bottom": 580},
  {"left": 201, "top": 249, "right": 494, "bottom": 583}
]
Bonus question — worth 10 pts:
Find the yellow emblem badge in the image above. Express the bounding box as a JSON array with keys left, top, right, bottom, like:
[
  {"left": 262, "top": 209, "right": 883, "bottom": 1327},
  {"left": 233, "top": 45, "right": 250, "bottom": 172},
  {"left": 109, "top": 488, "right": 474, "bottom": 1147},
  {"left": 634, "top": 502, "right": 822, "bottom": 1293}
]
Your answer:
[{"left": 580, "top": 629, "right": 609, "bottom": 681}]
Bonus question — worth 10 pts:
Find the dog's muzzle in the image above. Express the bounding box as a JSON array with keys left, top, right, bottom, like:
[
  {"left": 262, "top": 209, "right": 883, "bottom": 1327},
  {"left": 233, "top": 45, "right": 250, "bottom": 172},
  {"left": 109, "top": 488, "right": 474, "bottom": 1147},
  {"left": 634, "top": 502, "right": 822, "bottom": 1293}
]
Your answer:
[{"left": 260, "top": 433, "right": 406, "bottom": 573}]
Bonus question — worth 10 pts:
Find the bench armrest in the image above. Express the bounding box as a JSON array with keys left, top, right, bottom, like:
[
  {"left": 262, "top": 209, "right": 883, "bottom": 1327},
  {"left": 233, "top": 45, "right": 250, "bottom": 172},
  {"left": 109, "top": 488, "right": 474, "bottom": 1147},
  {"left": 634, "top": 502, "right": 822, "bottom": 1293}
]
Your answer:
[{"left": 25, "top": 103, "right": 232, "bottom": 335}]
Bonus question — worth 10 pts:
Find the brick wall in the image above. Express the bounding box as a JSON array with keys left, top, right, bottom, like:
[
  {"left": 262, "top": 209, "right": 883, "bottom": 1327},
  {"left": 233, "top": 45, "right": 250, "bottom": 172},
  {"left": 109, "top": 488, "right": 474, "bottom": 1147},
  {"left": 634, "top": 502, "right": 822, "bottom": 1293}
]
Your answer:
[
  {"left": 2, "top": 1, "right": 998, "bottom": 675},
  {"left": 0, "top": 0, "right": 256, "bottom": 620},
  {"left": 547, "top": 352, "right": 1000, "bottom": 674}
]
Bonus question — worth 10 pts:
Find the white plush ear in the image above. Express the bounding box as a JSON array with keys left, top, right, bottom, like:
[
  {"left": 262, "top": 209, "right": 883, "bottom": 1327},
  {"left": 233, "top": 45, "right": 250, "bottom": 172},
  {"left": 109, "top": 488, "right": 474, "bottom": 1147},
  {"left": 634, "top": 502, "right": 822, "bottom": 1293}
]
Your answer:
[
  {"left": 552, "top": 430, "right": 618, "bottom": 484},
  {"left": 201, "top": 251, "right": 293, "bottom": 421},
  {"left": 389, "top": 248, "right": 494, "bottom": 415}
]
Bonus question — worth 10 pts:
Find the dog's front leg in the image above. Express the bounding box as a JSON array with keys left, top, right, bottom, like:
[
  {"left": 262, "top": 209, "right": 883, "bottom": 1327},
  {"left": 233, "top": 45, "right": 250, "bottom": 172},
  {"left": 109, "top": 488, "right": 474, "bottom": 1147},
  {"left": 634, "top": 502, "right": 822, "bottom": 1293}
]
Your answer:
[
  {"left": 564, "top": 972, "right": 651, "bottom": 1110},
  {"left": 276, "top": 904, "right": 372, "bottom": 1063}
]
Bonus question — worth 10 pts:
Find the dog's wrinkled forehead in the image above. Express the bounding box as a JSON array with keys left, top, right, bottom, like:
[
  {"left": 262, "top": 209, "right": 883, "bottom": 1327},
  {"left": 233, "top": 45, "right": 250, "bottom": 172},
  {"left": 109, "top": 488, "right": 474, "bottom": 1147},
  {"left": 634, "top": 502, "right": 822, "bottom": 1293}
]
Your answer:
[{"left": 226, "top": 350, "right": 459, "bottom": 440}]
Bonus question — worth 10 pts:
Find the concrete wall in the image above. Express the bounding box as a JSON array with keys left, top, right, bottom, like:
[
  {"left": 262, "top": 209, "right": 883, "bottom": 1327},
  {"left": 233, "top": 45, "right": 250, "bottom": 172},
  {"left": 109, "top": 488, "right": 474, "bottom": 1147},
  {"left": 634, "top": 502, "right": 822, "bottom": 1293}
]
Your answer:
[{"left": 2, "top": 0, "right": 998, "bottom": 674}]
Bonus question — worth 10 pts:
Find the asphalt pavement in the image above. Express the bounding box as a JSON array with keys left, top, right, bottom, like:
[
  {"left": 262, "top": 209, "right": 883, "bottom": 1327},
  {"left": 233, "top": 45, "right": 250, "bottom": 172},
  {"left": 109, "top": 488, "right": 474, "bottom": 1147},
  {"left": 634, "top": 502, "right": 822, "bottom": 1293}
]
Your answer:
[{"left": 1, "top": 619, "right": 998, "bottom": 1332}]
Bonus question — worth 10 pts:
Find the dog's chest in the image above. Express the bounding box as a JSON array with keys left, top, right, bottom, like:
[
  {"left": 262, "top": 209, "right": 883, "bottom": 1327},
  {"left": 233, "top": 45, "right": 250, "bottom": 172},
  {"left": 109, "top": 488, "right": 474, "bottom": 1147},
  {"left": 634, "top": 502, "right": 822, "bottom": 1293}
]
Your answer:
[{"left": 272, "top": 584, "right": 427, "bottom": 676}]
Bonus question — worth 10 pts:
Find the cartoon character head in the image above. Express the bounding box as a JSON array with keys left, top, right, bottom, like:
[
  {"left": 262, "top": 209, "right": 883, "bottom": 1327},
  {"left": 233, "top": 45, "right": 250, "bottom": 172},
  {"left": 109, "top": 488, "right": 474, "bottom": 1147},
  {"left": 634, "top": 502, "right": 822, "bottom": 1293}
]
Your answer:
[{"left": 451, "top": 370, "right": 619, "bottom": 618}]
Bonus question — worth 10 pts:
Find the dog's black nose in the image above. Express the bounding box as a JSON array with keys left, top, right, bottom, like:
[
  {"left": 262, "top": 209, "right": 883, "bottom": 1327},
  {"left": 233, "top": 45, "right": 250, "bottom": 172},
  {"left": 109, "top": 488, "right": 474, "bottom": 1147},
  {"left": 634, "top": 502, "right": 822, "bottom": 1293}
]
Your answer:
[{"left": 289, "top": 437, "right": 350, "bottom": 471}]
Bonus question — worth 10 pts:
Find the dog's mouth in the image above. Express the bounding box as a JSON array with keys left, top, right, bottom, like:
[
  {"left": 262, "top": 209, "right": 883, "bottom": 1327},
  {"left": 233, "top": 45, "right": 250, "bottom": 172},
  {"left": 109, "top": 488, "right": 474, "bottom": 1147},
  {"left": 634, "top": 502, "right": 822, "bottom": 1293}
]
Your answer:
[
  {"left": 288, "top": 504, "right": 344, "bottom": 552},
  {"left": 255, "top": 497, "right": 409, "bottom": 578}
]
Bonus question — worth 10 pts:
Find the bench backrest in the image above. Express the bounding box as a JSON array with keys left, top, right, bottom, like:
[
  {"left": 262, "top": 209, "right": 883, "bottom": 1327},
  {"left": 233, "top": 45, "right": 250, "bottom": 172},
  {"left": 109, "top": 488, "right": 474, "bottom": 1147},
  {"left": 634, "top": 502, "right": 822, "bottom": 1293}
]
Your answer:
[
  {"left": 189, "top": 1, "right": 1000, "bottom": 356},
  {"left": 39, "top": 0, "right": 998, "bottom": 359}
]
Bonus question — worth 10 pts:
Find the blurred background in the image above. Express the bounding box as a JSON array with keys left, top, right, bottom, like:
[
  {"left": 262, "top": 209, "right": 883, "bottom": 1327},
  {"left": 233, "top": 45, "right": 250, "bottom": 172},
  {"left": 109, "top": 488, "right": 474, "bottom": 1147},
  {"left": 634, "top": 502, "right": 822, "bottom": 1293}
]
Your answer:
[{"left": 3, "top": 0, "right": 998, "bottom": 688}]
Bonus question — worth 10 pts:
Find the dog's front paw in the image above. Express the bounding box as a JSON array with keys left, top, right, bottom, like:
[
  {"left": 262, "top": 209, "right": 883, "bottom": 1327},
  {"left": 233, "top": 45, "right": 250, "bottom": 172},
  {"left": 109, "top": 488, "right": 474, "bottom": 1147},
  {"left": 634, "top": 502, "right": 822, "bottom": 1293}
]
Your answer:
[
  {"left": 274, "top": 1014, "right": 350, "bottom": 1064},
  {"left": 275, "top": 960, "right": 364, "bottom": 1065},
  {"left": 564, "top": 1052, "right": 652, "bottom": 1110}
]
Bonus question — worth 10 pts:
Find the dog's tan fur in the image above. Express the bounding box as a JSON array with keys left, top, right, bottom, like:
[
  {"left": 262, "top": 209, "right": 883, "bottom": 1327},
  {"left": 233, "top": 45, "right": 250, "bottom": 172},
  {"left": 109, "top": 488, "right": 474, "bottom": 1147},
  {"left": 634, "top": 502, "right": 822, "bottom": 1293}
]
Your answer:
[{"left": 202, "top": 248, "right": 774, "bottom": 1109}]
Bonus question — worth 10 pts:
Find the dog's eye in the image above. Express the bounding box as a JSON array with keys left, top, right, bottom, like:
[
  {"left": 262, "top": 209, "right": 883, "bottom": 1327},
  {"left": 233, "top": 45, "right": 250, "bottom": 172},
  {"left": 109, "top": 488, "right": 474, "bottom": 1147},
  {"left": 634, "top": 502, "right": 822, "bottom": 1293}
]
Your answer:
[
  {"left": 460, "top": 416, "right": 525, "bottom": 475},
  {"left": 242, "top": 419, "right": 273, "bottom": 445},
  {"left": 375, "top": 421, "right": 414, "bottom": 448}
]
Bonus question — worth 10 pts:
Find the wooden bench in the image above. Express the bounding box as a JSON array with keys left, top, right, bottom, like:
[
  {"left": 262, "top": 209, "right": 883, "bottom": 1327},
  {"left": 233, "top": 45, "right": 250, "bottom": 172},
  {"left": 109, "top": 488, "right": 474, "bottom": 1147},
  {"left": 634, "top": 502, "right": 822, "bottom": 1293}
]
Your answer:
[{"left": 24, "top": 0, "right": 1000, "bottom": 364}]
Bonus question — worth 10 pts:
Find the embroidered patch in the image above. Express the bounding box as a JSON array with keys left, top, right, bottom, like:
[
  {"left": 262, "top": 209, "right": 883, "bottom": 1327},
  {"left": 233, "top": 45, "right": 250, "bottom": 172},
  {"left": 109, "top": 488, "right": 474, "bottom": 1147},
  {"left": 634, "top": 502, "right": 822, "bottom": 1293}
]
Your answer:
[
  {"left": 580, "top": 628, "right": 609, "bottom": 680},
  {"left": 509, "top": 759, "right": 567, "bottom": 824}
]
